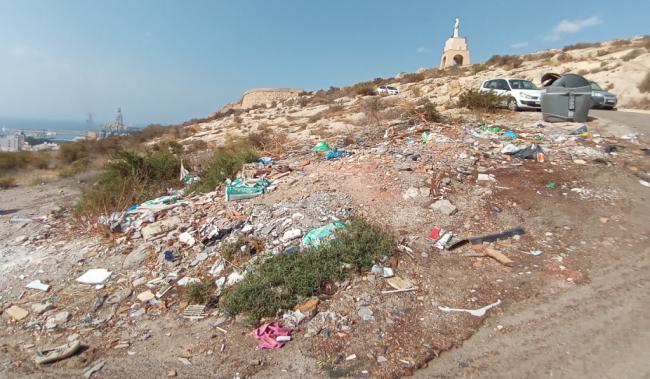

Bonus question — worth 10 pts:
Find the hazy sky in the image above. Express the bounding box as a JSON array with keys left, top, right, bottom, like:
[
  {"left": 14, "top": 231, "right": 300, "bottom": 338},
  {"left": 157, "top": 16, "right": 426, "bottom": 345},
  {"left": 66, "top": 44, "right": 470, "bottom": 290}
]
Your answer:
[{"left": 0, "top": 0, "right": 648, "bottom": 126}]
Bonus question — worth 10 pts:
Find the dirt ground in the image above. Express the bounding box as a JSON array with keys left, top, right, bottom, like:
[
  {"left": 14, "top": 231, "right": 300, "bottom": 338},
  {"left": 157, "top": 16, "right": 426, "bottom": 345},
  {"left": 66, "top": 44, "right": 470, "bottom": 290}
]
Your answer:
[{"left": 1, "top": 111, "right": 649, "bottom": 378}]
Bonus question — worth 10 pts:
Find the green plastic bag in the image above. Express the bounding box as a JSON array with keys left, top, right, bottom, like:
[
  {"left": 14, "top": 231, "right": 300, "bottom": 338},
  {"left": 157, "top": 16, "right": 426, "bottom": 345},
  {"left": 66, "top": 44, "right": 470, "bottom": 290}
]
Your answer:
[
  {"left": 302, "top": 220, "right": 346, "bottom": 247},
  {"left": 225, "top": 177, "right": 271, "bottom": 201},
  {"left": 311, "top": 141, "right": 330, "bottom": 152}
]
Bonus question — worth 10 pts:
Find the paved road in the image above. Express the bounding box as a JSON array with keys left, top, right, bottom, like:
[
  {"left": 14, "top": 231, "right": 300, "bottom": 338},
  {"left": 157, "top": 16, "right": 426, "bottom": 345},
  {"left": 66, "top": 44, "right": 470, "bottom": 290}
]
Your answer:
[{"left": 591, "top": 109, "right": 650, "bottom": 135}]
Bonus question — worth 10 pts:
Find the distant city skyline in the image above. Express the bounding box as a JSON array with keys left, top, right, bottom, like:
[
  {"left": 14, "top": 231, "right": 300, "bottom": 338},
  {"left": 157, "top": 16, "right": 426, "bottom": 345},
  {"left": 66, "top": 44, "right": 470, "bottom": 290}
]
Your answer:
[{"left": 0, "top": 0, "right": 648, "bottom": 125}]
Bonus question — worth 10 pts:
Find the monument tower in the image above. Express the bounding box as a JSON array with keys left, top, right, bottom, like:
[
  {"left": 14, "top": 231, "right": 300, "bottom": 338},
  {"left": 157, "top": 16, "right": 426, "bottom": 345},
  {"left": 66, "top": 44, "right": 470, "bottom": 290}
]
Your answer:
[{"left": 439, "top": 18, "right": 470, "bottom": 69}]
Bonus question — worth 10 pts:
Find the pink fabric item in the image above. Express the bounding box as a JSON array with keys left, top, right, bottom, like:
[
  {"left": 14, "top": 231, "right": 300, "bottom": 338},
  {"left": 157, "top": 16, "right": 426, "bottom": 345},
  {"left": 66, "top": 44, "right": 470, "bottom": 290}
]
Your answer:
[{"left": 251, "top": 322, "right": 292, "bottom": 349}]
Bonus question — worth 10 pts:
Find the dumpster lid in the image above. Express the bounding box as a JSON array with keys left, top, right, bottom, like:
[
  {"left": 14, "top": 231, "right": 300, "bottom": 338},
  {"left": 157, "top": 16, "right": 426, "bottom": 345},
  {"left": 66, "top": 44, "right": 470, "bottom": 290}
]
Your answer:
[
  {"left": 541, "top": 73, "right": 560, "bottom": 87},
  {"left": 550, "top": 73, "right": 591, "bottom": 88}
]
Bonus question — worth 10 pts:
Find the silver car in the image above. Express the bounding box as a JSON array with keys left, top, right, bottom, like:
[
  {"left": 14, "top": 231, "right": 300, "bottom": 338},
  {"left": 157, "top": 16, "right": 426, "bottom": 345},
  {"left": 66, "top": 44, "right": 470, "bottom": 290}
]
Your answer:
[{"left": 589, "top": 81, "right": 617, "bottom": 109}]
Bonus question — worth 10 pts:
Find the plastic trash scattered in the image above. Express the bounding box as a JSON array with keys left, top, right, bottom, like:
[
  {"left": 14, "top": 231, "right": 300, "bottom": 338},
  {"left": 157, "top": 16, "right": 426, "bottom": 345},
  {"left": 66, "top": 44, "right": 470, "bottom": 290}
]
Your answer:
[
  {"left": 513, "top": 144, "right": 543, "bottom": 159},
  {"left": 427, "top": 227, "right": 442, "bottom": 243},
  {"left": 258, "top": 156, "right": 274, "bottom": 166},
  {"left": 546, "top": 181, "right": 556, "bottom": 189},
  {"left": 640, "top": 180, "right": 650, "bottom": 188},
  {"left": 76, "top": 269, "right": 112, "bottom": 285},
  {"left": 503, "top": 131, "right": 517, "bottom": 139},
  {"left": 501, "top": 143, "right": 520, "bottom": 154},
  {"left": 225, "top": 177, "right": 271, "bottom": 201},
  {"left": 434, "top": 232, "right": 453, "bottom": 250},
  {"left": 83, "top": 360, "right": 105, "bottom": 379},
  {"left": 421, "top": 132, "right": 433, "bottom": 143},
  {"left": 325, "top": 148, "right": 349, "bottom": 160},
  {"left": 438, "top": 299, "right": 501, "bottom": 317},
  {"left": 302, "top": 220, "right": 346, "bottom": 247},
  {"left": 35, "top": 340, "right": 82, "bottom": 365},
  {"left": 251, "top": 322, "right": 292, "bottom": 349},
  {"left": 178, "top": 232, "right": 196, "bottom": 247},
  {"left": 311, "top": 141, "right": 330, "bottom": 152},
  {"left": 570, "top": 125, "right": 588, "bottom": 135}
]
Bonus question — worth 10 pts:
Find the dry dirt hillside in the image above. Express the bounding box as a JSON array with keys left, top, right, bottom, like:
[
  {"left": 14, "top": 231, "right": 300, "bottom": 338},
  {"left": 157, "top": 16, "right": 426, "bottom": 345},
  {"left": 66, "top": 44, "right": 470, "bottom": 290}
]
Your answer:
[
  {"left": 1, "top": 35, "right": 649, "bottom": 379},
  {"left": 182, "top": 36, "right": 650, "bottom": 149}
]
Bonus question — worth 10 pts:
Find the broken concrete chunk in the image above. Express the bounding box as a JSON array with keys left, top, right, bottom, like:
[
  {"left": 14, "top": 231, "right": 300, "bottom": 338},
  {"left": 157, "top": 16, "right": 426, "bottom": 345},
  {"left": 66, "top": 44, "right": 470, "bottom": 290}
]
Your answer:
[
  {"left": 141, "top": 216, "right": 181, "bottom": 241},
  {"left": 177, "top": 277, "right": 201, "bottom": 286},
  {"left": 122, "top": 245, "right": 151, "bottom": 269},
  {"left": 76, "top": 269, "right": 112, "bottom": 285},
  {"left": 25, "top": 280, "right": 50, "bottom": 292},
  {"left": 430, "top": 199, "right": 457, "bottom": 216},
  {"left": 106, "top": 288, "right": 133, "bottom": 304},
  {"left": 137, "top": 290, "right": 155, "bottom": 302},
  {"left": 5, "top": 305, "right": 29, "bottom": 321},
  {"left": 357, "top": 306, "right": 374, "bottom": 321},
  {"left": 31, "top": 302, "right": 53, "bottom": 315},
  {"left": 45, "top": 311, "right": 70, "bottom": 329},
  {"left": 178, "top": 232, "right": 196, "bottom": 247},
  {"left": 281, "top": 228, "right": 302, "bottom": 243}
]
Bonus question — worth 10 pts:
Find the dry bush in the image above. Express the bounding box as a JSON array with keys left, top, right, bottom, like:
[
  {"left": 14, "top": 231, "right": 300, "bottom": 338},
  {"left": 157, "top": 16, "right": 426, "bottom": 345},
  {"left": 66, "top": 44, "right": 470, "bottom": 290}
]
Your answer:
[
  {"left": 420, "top": 68, "right": 446, "bottom": 79},
  {"left": 611, "top": 39, "right": 631, "bottom": 48},
  {"left": 626, "top": 97, "right": 650, "bottom": 109},
  {"left": 562, "top": 42, "right": 601, "bottom": 51},
  {"left": 622, "top": 49, "right": 644, "bottom": 61},
  {"left": 361, "top": 97, "right": 382, "bottom": 126},
  {"left": 0, "top": 177, "right": 16, "bottom": 189},
  {"left": 412, "top": 86, "right": 422, "bottom": 97},
  {"left": 380, "top": 107, "right": 404, "bottom": 122},
  {"left": 590, "top": 66, "right": 603, "bottom": 74},
  {"left": 639, "top": 35, "right": 650, "bottom": 50},
  {"left": 471, "top": 63, "right": 488, "bottom": 74},
  {"left": 398, "top": 72, "right": 425, "bottom": 84},
  {"left": 402, "top": 99, "right": 442, "bottom": 123},
  {"left": 577, "top": 69, "right": 589, "bottom": 76},
  {"left": 486, "top": 55, "right": 523, "bottom": 68},
  {"left": 529, "top": 51, "right": 555, "bottom": 60},
  {"left": 596, "top": 49, "right": 609, "bottom": 57},
  {"left": 556, "top": 52, "right": 573, "bottom": 62},
  {"left": 639, "top": 72, "right": 650, "bottom": 93}
]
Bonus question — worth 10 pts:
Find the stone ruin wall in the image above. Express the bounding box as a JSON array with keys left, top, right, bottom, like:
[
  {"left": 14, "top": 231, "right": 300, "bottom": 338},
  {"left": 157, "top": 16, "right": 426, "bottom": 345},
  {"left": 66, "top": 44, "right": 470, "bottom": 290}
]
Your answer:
[{"left": 241, "top": 88, "right": 303, "bottom": 109}]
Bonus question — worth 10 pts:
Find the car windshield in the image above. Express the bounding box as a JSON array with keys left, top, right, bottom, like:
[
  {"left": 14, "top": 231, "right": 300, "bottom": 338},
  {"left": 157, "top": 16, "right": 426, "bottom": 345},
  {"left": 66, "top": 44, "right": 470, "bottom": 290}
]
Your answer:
[
  {"left": 508, "top": 79, "right": 538, "bottom": 90},
  {"left": 590, "top": 81, "right": 603, "bottom": 91},
  {"left": 386, "top": 86, "right": 397, "bottom": 90}
]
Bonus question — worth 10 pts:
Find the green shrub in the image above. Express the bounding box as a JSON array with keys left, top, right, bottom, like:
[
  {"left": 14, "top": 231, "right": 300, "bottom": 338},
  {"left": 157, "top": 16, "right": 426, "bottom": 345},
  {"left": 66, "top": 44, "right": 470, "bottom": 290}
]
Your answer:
[
  {"left": 58, "top": 142, "right": 89, "bottom": 164},
  {"left": 220, "top": 218, "right": 394, "bottom": 322},
  {"left": 187, "top": 144, "right": 258, "bottom": 193},
  {"left": 184, "top": 281, "right": 217, "bottom": 304},
  {"left": 458, "top": 90, "right": 506, "bottom": 112},
  {"left": 350, "top": 81, "right": 375, "bottom": 96},
  {"left": 639, "top": 72, "right": 650, "bottom": 93},
  {"left": 77, "top": 150, "right": 180, "bottom": 216}
]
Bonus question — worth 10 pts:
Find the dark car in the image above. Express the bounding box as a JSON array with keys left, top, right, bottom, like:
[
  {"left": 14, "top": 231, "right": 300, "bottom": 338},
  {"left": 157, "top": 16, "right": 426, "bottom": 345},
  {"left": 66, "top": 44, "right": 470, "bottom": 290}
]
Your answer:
[{"left": 589, "top": 81, "right": 617, "bottom": 109}]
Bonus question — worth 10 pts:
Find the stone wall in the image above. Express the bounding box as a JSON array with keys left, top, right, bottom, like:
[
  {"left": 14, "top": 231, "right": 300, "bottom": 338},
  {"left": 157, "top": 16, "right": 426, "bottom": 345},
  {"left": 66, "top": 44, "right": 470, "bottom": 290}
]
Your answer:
[{"left": 241, "top": 88, "right": 303, "bottom": 109}]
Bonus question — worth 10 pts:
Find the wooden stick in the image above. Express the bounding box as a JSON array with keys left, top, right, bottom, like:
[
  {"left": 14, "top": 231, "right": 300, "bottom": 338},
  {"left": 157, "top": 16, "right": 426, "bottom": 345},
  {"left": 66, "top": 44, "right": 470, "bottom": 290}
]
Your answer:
[
  {"left": 483, "top": 247, "right": 514, "bottom": 267},
  {"left": 381, "top": 287, "right": 417, "bottom": 294}
]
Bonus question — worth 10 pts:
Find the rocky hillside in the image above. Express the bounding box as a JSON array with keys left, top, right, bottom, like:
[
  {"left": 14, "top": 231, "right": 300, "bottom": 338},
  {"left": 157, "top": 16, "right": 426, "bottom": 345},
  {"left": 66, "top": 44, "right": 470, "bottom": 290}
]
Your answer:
[{"left": 183, "top": 36, "right": 650, "bottom": 148}]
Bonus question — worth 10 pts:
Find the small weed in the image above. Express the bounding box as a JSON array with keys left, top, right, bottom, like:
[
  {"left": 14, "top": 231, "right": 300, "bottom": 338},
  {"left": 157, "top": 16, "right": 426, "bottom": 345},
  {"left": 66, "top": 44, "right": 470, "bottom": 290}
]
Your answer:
[
  {"left": 184, "top": 281, "right": 217, "bottom": 304},
  {"left": 0, "top": 177, "right": 16, "bottom": 189},
  {"left": 639, "top": 72, "right": 650, "bottom": 93},
  {"left": 187, "top": 144, "right": 259, "bottom": 193},
  {"left": 622, "top": 49, "right": 644, "bottom": 62},
  {"left": 471, "top": 63, "right": 488, "bottom": 74},
  {"left": 220, "top": 218, "right": 394, "bottom": 322},
  {"left": 403, "top": 99, "right": 442, "bottom": 123},
  {"left": 486, "top": 55, "right": 522, "bottom": 68},
  {"left": 361, "top": 97, "right": 382, "bottom": 126},
  {"left": 457, "top": 90, "right": 506, "bottom": 113},
  {"left": 562, "top": 42, "right": 601, "bottom": 51}
]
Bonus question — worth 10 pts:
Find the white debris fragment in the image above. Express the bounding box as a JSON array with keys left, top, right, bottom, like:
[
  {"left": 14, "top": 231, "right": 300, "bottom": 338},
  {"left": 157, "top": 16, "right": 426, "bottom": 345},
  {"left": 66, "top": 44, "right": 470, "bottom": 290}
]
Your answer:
[{"left": 438, "top": 299, "right": 502, "bottom": 317}]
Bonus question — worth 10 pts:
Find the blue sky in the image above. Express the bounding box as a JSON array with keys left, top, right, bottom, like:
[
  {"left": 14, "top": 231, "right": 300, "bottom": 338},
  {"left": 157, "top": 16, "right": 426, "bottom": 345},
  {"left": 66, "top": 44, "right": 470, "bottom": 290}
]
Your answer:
[{"left": 0, "top": 0, "right": 647, "bottom": 126}]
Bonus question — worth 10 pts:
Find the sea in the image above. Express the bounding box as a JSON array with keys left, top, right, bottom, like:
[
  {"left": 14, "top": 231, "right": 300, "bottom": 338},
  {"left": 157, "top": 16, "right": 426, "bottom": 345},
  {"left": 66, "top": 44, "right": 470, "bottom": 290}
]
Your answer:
[{"left": 0, "top": 117, "right": 101, "bottom": 141}]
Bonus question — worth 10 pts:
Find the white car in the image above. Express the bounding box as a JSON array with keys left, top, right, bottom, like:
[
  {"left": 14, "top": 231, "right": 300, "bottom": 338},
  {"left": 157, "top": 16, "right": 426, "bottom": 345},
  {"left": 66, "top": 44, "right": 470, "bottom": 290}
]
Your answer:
[
  {"left": 376, "top": 85, "right": 399, "bottom": 95},
  {"left": 479, "top": 78, "right": 541, "bottom": 111}
]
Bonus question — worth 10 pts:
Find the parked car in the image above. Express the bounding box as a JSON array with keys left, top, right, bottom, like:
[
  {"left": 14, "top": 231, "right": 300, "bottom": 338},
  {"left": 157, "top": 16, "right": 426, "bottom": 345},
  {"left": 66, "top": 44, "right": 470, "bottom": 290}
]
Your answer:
[
  {"left": 479, "top": 78, "right": 541, "bottom": 111},
  {"left": 589, "top": 81, "right": 617, "bottom": 109},
  {"left": 377, "top": 85, "right": 399, "bottom": 95}
]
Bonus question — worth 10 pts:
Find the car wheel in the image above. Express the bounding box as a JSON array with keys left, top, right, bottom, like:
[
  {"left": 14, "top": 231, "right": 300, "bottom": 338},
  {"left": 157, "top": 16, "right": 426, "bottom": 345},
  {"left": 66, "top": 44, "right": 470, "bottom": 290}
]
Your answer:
[{"left": 507, "top": 97, "right": 519, "bottom": 111}]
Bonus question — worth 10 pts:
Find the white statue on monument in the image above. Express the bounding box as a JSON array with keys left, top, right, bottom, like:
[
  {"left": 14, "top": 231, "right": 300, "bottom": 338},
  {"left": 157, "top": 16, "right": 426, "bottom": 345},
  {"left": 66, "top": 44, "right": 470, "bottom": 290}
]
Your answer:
[{"left": 453, "top": 18, "right": 460, "bottom": 38}]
